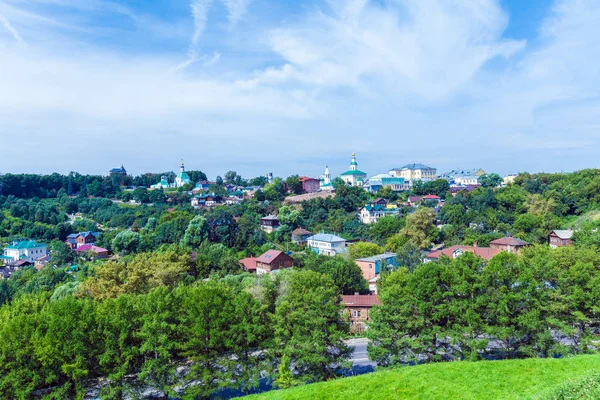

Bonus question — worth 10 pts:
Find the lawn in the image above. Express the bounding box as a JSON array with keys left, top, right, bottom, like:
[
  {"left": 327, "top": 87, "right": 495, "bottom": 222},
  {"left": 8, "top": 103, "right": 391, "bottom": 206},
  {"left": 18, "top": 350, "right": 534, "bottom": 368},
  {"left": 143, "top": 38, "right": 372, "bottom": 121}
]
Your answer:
[{"left": 243, "top": 355, "right": 600, "bottom": 400}]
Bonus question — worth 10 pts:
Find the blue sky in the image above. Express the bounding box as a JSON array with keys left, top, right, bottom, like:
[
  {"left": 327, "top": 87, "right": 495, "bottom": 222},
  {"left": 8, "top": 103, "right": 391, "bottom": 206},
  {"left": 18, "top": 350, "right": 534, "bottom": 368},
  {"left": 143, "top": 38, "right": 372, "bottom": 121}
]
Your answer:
[{"left": 0, "top": 0, "right": 599, "bottom": 179}]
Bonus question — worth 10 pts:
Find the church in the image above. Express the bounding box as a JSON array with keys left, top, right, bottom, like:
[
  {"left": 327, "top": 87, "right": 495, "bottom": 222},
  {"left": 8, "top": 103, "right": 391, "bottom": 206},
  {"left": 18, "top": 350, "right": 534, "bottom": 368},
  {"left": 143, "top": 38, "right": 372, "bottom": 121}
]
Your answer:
[
  {"left": 339, "top": 153, "right": 367, "bottom": 187},
  {"left": 151, "top": 161, "right": 192, "bottom": 189}
]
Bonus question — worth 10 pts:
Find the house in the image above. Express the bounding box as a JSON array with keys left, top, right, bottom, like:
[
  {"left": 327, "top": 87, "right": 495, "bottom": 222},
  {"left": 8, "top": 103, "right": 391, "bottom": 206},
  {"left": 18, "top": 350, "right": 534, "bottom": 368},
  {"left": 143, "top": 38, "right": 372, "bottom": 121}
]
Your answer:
[
  {"left": 360, "top": 204, "right": 386, "bottom": 224},
  {"left": 549, "top": 230, "right": 574, "bottom": 248},
  {"left": 425, "top": 244, "right": 500, "bottom": 262},
  {"left": 109, "top": 165, "right": 127, "bottom": 177},
  {"left": 339, "top": 153, "right": 367, "bottom": 187},
  {"left": 423, "top": 194, "right": 441, "bottom": 201},
  {"left": 342, "top": 294, "right": 382, "bottom": 332},
  {"left": 255, "top": 250, "right": 294, "bottom": 275},
  {"left": 3, "top": 240, "right": 48, "bottom": 263},
  {"left": 449, "top": 185, "right": 480, "bottom": 196},
  {"left": 260, "top": 215, "right": 281, "bottom": 233},
  {"left": 225, "top": 195, "right": 243, "bottom": 205},
  {"left": 65, "top": 231, "right": 101, "bottom": 249},
  {"left": 240, "top": 256, "right": 258, "bottom": 273},
  {"left": 74, "top": 245, "right": 110, "bottom": 259},
  {"left": 299, "top": 177, "right": 321, "bottom": 193},
  {"left": 291, "top": 227, "right": 313, "bottom": 245},
  {"left": 319, "top": 166, "right": 334, "bottom": 191},
  {"left": 489, "top": 236, "right": 529, "bottom": 254},
  {"left": 503, "top": 174, "right": 518, "bottom": 186},
  {"left": 362, "top": 174, "right": 409, "bottom": 193},
  {"left": 407, "top": 196, "right": 422, "bottom": 206},
  {"left": 191, "top": 193, "right": 223, "bottom": 207},
  {"left": 438, "top": 169, "right": 486, "bottom": 186},
  {"left": 389, "top": 163, "right": 436, "bottom": 183},
  {"left": 355, "top": 253, "right": 397, "bottom": 282},
  {"left": 306, "top": 233, "right": 347, "bottom": 256},
  {"left": 193, "top": 181, "right": 213, "bottom": 192},
  {"left": 372, "top": 198, "right": 388, "bottom": 207}
]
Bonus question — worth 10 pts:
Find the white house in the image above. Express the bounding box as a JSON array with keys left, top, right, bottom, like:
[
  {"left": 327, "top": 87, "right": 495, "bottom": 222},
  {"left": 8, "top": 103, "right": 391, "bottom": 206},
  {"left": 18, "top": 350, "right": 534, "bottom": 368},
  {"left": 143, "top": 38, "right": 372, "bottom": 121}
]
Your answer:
[
  {"left": 360, "top": 204, "right": 386, "bottom": 224},
  {"left": 307, "top": 233, "right": 347, "bottom": 256},
  {"left": 3, "top": 240, "right": 48, "bottom": 263}
]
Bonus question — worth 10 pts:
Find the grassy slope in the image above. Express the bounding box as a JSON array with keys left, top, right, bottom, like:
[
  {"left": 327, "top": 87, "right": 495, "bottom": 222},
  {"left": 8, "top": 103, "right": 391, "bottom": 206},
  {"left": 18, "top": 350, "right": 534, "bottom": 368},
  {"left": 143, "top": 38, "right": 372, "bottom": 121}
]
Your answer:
[{"left": 245, "top": 356, "right": 600, "bottom": 400}]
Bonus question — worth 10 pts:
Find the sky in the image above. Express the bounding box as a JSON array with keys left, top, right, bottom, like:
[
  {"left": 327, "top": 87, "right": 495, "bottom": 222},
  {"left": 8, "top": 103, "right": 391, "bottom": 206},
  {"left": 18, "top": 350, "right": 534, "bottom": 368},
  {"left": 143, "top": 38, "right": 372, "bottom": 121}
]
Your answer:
[{"left": 0, "top": 0, "right": 599, "bottom": 180}]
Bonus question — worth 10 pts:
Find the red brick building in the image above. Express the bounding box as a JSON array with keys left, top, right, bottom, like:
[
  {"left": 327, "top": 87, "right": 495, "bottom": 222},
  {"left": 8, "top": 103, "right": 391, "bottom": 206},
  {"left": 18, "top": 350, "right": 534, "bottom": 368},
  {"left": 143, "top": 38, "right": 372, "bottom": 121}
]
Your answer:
[
  {"left": 342, "top": 294, "right": 381, "bottom": 332},
  {"left": 255, "top": 250, "right": 294, "bottom": 275},
  {"left": 489, "top": 236, "right": 529, "bottom": 254},
  {"left": 299, "top": 177, "right": 321, "bottom": 193}
]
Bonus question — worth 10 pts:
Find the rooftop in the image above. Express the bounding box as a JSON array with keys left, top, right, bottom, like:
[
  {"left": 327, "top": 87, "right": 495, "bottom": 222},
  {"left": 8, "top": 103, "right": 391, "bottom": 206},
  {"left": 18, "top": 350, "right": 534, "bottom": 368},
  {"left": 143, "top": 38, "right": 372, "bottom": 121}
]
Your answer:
[
  {"left": 256, "top": 249, "right": 288, "bottom": 265},
  {"left": 308, "top": 233, "right": 346, "bottom": 243},
  {"left": 392, "top": 163, "right": 434, "bottom": 171},
  {"left": 240, "top": 256, "right": 258, "bottom": 271},
  {"left": 490, "top": 237, "right": 529, "bottom": 246},
  {"left": 552, "top": 230, "right": 574, "bottom": 239},
  {"left": 5, "top": 240, "right": 47, "bottom": 250},
  {"left": 427, "top": 245, "right": 500, "bottom": 260},
  {"left": 292, "top": 227, "right": 313, "bottom": 236},
  {"left": 341, "top": 294, "right": 382, "bottom": 307},
  {"left": 355, "top": 252, "right": 397, "bottom": 263}
]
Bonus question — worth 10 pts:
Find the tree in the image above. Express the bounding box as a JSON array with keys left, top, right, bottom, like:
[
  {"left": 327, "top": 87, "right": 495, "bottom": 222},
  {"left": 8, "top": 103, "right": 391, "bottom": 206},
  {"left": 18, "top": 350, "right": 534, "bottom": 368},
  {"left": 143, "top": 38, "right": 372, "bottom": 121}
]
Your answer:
[
  {"left": 272, "top": 270, "right": 351, "bottom": 383},
  {"left": 479, "top": 173, "right": 502, "bottom": 188},
  {"left": 285, "top": 175, "right": 303, "bottom": 195},
  {"left": 304, "top": 254, "right": 368, "bottom": 294},
  {"left": 49, "top": 240, "right": 74, "bottom": 266},
  {"left": 181, "top": 215, "right": 209, "bottom": 248},
  {"left": 132, "top": 187, "right": 149, "bottom": 203},
  {"left": 348, "top": 242, "right": 385, "bottom": 259},
  {"left": 371, "top": 216, "right": 405, "bottom": 242},
  {"left": 111, "top": 231, "right": 140, "bottom": 255},
  {"left": 225, "top": 171, "right": 238, "bottom": 183},
  {"left": 397, "top": 207, "right": 436, "bottom": 249}
]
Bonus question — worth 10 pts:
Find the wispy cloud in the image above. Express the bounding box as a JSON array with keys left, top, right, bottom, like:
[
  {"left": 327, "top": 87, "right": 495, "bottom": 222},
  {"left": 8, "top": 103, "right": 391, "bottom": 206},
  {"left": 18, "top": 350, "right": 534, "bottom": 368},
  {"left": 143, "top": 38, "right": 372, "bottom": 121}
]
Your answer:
[
  {"left": 222, "top": 0, "right": 251, "bottom": 26},
  {"left": 0, "top": 12, "right": 25, "bottom": 44}
]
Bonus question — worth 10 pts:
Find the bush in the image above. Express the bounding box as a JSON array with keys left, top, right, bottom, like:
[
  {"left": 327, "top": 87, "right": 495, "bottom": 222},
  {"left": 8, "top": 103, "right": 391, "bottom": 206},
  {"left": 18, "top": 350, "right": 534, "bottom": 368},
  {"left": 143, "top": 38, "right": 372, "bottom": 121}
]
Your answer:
[{"left": 540, "top": 373, "right": 600, "bottom": 400}]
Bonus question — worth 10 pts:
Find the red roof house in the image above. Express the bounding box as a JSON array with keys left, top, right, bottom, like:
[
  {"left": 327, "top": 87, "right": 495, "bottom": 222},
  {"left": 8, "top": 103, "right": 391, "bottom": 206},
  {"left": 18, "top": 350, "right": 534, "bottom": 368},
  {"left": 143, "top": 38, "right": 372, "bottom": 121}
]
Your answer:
[
  {"left": 489, "top": 236, "right": 529, "bottom": 254},
  {"left": 426, "top": 245, "right": 500, "bottom": 261},
  {"left": 239, "top": 256, "right": 258, "bottom": 273},
  {"left": 74, "top": 245, "right": 109, "bottom": 259},
  {"left": 299, "top": 177, "right": 321, "bottom": 194},
  {"left": 255, "top": 250, "right": 294, "bottom": 275},
  {"left": 341, "top": 294, "right": 382, "bottom": 332}
]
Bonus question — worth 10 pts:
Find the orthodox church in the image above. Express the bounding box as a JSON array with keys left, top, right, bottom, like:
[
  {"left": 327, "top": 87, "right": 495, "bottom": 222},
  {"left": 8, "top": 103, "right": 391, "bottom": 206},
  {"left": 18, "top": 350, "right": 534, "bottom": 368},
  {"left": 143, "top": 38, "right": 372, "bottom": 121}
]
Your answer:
[{"left": 339, "top": 153, "right": 367, "bottom": 187}]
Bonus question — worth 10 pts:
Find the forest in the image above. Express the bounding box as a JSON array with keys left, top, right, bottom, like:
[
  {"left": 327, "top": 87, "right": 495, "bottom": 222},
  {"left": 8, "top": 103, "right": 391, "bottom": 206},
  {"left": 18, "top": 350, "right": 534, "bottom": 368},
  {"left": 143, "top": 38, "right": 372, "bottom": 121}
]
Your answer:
[{"left": 1, "top": 169, "right": 600, "bottom": 398}]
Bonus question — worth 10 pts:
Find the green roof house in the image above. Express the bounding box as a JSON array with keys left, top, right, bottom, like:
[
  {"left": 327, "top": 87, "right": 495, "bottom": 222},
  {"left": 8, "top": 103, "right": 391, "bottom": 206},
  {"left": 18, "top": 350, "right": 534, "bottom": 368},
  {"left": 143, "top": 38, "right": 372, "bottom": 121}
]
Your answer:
[
  {"left": 340, "top": 153, "right": 367, "bottom": 187},
  {"left": 3, "top": 240, "right": 48, "bottom": 263}
]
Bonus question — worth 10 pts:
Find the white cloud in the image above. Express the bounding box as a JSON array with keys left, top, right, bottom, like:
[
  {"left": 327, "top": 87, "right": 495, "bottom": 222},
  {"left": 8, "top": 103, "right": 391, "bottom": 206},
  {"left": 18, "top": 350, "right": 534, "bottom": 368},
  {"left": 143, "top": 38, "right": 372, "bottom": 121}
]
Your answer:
[
  {"left": 1, "top": 0, "right": 600, "bottom": 176},
  {"left": 222, "top": 0, "right": 252, "bottom": 26}
]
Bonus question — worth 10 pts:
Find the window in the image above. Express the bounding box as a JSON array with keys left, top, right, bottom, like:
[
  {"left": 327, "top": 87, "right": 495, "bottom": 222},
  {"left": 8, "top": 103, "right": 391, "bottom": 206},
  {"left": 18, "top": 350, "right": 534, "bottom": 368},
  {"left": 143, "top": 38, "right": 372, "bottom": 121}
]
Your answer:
[{"left": 352, "top": 310, "right": 361, "bottom": 318}]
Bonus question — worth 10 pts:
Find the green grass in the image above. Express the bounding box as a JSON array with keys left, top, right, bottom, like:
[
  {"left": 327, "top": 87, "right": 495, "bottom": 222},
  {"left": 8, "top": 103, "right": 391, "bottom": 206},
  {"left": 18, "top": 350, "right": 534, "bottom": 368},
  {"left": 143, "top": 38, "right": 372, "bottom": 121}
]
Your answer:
[{"left": 244, "top": 356, "right": 600, "bottom": 400}]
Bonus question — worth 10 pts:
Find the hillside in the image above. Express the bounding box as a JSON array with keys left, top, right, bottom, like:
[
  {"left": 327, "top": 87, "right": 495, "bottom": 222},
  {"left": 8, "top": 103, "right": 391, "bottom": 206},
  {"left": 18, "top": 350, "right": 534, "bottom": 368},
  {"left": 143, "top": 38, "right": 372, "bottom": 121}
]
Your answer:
[{"left": 244, "top": 356, "right": 600, "bottom": 400}]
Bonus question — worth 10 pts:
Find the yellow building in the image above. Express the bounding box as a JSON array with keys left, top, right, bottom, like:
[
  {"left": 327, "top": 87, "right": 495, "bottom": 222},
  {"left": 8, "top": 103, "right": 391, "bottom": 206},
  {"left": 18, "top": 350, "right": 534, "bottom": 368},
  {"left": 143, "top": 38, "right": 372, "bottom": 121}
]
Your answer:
[{"left": 389, "top": 163, "right": 437, "bottom": 182}]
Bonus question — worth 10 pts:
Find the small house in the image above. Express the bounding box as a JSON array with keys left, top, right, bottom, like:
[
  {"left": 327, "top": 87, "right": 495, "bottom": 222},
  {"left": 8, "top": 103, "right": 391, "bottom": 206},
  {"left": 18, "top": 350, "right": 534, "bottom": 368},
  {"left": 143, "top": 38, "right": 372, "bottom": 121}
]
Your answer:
[
  {"left": 260, "top": 215, "right": 280, "bottom": 233},
  {"left": 255, "top": 250, "right": 294, "bottom": 275},
  {"left": 549, "top": 230, "right": 574, "bottom": 248},
  {"left": 342, "top": 294, "right": 382, "bottom": 332},
  {"left": 291, "top": 227, "right": 313, "bottom": 245},
  {"left": 489, "top": 236, "right": 529, "bottom": 254}
]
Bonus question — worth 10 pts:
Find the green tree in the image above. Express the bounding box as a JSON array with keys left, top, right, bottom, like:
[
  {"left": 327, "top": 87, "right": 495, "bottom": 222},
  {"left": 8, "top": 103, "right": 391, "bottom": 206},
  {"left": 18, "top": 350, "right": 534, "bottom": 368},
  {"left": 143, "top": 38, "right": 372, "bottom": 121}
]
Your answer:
[
  {"left": 285, "top": 175, "right": 304, "bottom": 195},
  {"left": 479, "top": 173, "right": 502, "bottom": 188},
  {"left": 112, "top": 230, "right": 140, "bottom": 255},
  {"left": 348, "top": 242, "right": 385, "bottom": 259},
  {"left": 181, "top": 215, "right": 209, "bottom": 248},
  {"left": 272, "top": 270, "right": 351, "bottom": 383}
]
